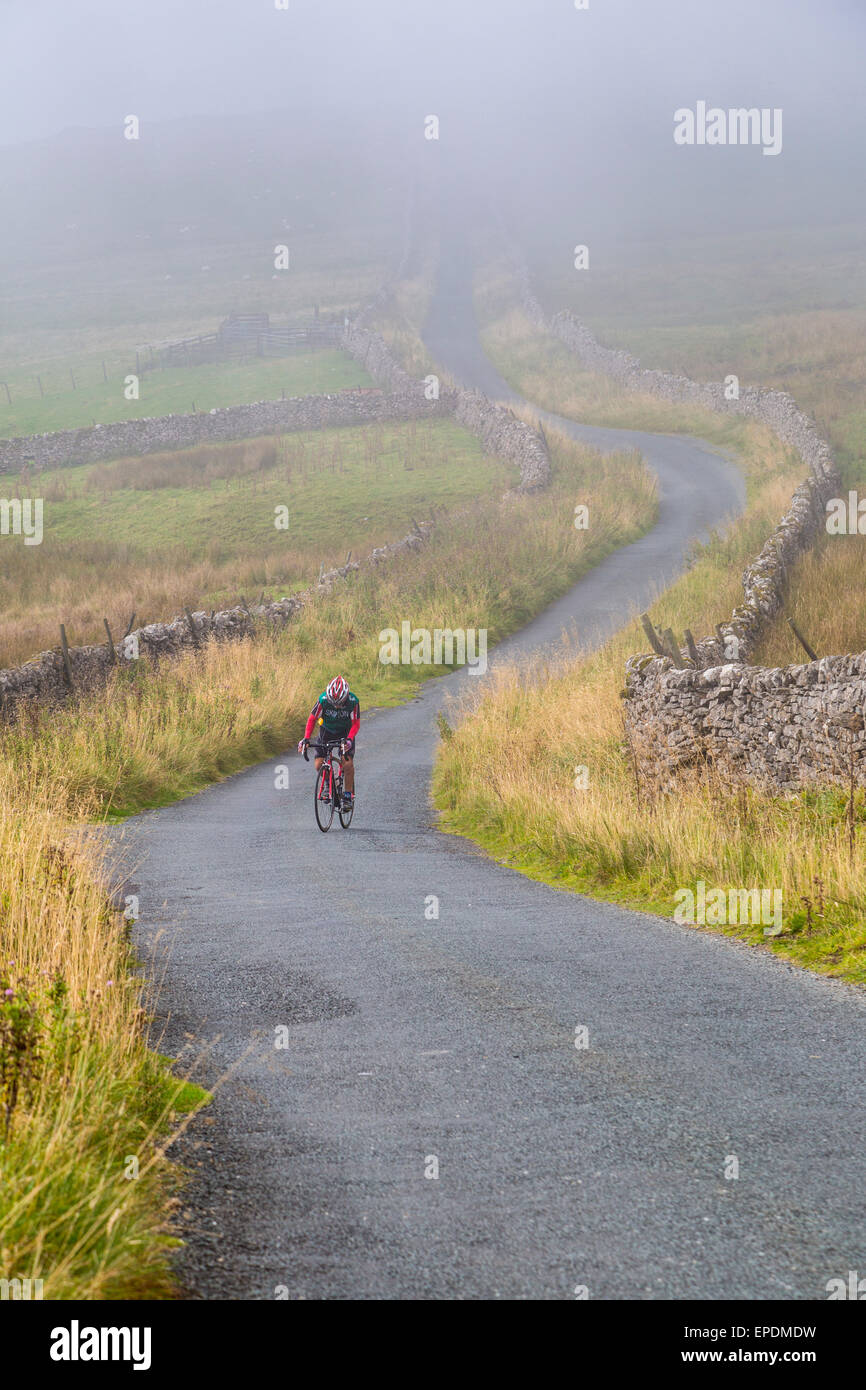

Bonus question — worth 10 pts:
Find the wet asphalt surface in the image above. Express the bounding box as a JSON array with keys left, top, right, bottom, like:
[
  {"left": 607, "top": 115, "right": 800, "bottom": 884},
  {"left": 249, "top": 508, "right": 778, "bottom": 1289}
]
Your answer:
[{"left": 111, "top": 248, "right": 866, "bottom": 1300}]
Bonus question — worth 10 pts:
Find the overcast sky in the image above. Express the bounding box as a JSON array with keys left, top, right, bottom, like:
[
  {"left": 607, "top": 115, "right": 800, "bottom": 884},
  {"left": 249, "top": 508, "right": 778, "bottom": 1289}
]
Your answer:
[
  {"left": 1, "top": 0, "right": 864, "bottom": 260},
  {"left": 3, "top": 0, "right": 864, "bottom": 147}
]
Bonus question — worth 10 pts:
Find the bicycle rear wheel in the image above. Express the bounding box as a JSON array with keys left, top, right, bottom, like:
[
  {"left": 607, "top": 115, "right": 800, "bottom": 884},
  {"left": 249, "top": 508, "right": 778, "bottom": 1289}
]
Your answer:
[{"left": 314, "top": 763, "right": 335, "bottom": 832}]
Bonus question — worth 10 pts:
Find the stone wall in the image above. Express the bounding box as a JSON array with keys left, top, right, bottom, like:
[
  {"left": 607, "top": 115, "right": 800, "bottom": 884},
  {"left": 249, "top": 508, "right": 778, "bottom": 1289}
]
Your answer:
[
  {"left": 625, "top": 654, "right": 866, "bottom": 791},
  {"left": 339, "top": 323, "right": 551, "bottom": 494},
  {"left": 511, "top": 252, "right": 861, "bottom": 789},
  {"left": 0, "top": 520, "right": 433, "bottom": 716},
  {"left": 0, "top": 302, "right": 549, "bottom": 501},
  {"left": 0, "top": 237, "right": 552, "bottom": 720},
  {"left": 0, "top": 387, "right": 443, "bottom": 474}
]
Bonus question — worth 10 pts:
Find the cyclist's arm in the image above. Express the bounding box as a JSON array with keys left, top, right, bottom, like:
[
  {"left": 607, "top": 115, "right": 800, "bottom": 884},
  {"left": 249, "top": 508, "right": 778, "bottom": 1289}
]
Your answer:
[
  {"left": 347, "top": 699, "right": 360, "bottom": 741},
  {"left": 303, "top": 702, "right": 322, "bottom": 740}
]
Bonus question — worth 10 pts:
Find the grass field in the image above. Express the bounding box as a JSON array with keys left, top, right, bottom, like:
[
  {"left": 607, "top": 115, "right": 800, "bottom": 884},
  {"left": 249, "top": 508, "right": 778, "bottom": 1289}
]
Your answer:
[
  {"left": 0, "top": 417, "right": 518, "bottom": 668},
  {"left": 0, "top": 350, "right": 372, "bottom": 439},
  {"left": 2, "top": 423, "right": 655, "bottom": 820},
  {"left": 0, "top": 212, "right": 394, "bottom": 440}
]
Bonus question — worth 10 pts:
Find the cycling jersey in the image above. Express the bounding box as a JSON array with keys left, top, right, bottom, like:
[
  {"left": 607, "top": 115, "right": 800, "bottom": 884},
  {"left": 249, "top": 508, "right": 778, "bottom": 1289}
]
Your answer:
[{"left": 304, "top": 690, "right": 360, "bottom": 742}]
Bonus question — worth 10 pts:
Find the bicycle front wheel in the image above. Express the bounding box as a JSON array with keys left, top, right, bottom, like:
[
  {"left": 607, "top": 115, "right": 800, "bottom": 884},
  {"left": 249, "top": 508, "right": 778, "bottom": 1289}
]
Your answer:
[{"left": 314, "top": 763, "right": 335, "bottom": 832}]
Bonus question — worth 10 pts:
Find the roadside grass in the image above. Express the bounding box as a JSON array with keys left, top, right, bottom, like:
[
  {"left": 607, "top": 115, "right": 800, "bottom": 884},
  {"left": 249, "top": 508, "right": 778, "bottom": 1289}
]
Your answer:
[
  {"left": 432, "top": 534, "right": 866, "bottom": 985},
  {"left": 0, "top": 350, "right": 372, "bottom": 439},
  {"left": 433, "top": 645, "right": 866, "bottom": 984},
  {"left": 0, "top": 765, "right": 211, "bottom": 1299},
  {"left": 0, "top": 423, "right": 656, "bottom": 1295},
  {"left": 432, "top": 250, "right": 863, "bottom": 982},
  {"left": 0, "top": 417, "right": 516, "bottom": 668}
]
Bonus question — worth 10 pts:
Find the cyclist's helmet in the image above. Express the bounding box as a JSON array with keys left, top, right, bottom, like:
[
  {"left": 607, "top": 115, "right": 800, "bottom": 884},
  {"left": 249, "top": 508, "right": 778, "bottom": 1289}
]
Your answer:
[{"left": 326, "top": 675, "right": 349, "bottom": 705}]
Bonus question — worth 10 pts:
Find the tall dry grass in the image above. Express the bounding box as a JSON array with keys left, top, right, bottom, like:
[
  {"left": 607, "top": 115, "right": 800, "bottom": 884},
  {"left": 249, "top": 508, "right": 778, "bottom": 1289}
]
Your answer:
[
  {"left": 752, "top": 532, "right": 866, "bottom": 668},
  {"left": 0, "top": 763, "right": 206, "bottom": 1298},
  {"left": 433, "top": 458, "right": 865, "bottom": 981},
  {"left": 435, "top": 636, "right": 866, "bottom": 981},
  {"left": 0, "top": 420, "right": 658, "bottom": 1295},
  {"left": 472, "top": 264, "right": 800, "bottom": 497},
  {"left": 0, "top": 419, "right": 509, "bottom": 668}
]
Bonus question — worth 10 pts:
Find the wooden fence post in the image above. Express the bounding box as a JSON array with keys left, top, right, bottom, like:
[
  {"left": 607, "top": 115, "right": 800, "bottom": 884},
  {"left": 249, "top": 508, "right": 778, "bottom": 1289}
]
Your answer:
[
  {"left": 787, "top": 616, "right": 818, "bottom": 662},
  {"left": 184, "top": 607, "right": 200, "bottom": 648},
  {"left": 683, "top": 629, "right": 700, "bottom": 665},
  {"left": 640, "top": 613, "right": 666, "bottom": 656},
  {"left": 662, "top": 628, "right": 686, "bottom": 669},
  {"left": 59, "top": 624, "right": 74, "bottom": 689},
  {"left": 103, "top": 618, "right": 117, "bottom": 664},
  {"left": 239, "top": 595, "right": 254, "bottom": 633}
]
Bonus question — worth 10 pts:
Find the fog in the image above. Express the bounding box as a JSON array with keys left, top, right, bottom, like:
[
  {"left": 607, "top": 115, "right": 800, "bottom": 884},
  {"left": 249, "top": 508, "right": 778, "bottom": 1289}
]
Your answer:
[{"left": 1, "top": 0, "right": 864, "bottom": 265}]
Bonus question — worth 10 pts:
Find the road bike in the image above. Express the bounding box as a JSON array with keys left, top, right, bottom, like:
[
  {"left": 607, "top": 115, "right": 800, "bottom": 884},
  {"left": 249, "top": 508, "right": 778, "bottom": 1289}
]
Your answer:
[{"left": 304, "top": 738, "right": 354, "bottom": 832}]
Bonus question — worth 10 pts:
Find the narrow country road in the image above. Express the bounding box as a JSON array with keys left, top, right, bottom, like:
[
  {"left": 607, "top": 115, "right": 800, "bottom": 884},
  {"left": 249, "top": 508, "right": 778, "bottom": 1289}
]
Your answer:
[{"left": 114, "top": 247, "right": 866, "bottom": 1300}]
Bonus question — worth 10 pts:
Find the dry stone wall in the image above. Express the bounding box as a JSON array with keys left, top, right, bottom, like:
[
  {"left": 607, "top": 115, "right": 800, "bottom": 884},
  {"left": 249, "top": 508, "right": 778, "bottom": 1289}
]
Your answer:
[
  {"left": 0, "top": 520, "right": 433, "bottom": 717},
  {"left": 0, "top": 264, "right": 551, "bottom": 717},
  {"left": 0, "top": 387, "right": 442, "bottom": 474},
  {"left": 627, "top": 655, "right": 866, "bottom": 792},
  {"left": 339, "top": 323, "right": 551, "bottom": 494},
  {"left": 512, "top": 254, "right": 861, "bottom": 790}
]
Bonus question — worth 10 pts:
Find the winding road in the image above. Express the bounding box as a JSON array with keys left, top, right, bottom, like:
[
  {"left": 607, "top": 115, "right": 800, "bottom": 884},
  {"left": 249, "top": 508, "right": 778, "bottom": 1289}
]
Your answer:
[{"left": 116, "top": 244, "right": 866, "bottom": 1300}]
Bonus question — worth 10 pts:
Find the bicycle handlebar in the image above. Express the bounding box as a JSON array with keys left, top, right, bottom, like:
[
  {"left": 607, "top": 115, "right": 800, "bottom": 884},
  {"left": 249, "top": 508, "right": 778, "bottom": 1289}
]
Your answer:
[{"left": 306, "top": 738, "right": 345, "bottom": 759}]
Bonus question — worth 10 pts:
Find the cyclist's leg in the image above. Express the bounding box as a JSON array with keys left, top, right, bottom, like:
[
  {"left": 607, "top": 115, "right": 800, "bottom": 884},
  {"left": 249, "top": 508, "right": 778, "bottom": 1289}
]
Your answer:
[{"left": 343, "top": 749, "right": 354, "bottom": 797}]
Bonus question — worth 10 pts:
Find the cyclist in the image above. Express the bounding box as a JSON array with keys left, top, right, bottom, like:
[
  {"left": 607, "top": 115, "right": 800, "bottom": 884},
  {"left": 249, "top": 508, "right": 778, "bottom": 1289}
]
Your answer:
[{"left": 298, "top": 675, "right": 360, "bottom": 809}]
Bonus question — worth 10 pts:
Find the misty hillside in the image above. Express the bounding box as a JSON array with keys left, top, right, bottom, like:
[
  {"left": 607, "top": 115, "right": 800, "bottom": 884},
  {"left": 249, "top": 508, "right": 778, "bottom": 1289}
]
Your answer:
[{"left": 0, "top": 110, "right": 410, "bottom": 267}]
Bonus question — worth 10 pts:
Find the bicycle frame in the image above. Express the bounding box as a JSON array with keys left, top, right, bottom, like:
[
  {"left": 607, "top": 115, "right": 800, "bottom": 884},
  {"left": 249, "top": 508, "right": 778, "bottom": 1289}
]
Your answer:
[
  {"left": 306, "top": 736, "right": 353, "bottom": 831},
  {"left": 312, "top": 740, "right": 344, "bottom": 800}
]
